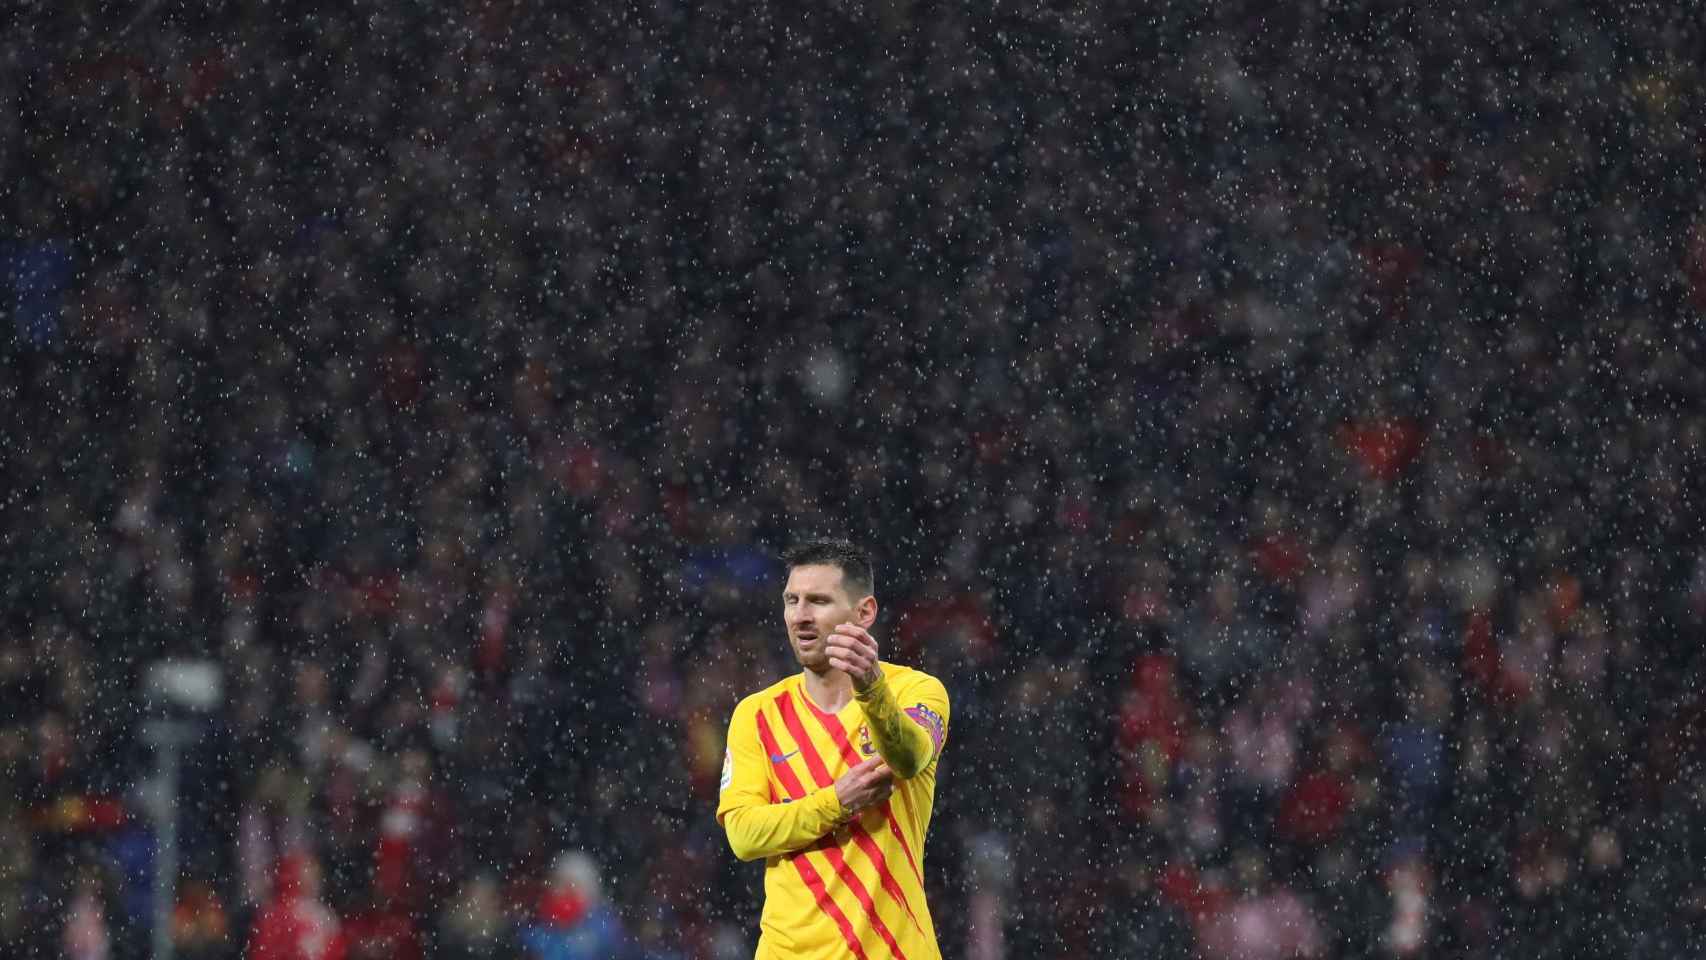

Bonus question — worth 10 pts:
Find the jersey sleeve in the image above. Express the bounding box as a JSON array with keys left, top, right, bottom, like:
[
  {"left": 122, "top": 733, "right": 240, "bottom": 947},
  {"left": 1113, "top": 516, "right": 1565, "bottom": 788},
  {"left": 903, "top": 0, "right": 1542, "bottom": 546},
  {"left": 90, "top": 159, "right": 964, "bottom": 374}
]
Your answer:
[
  {"left": 856, "top": 669, "right": 950, "bottom": 780},
  {"left": 716, "top": 694, "right": 845, "bottom": 861}
]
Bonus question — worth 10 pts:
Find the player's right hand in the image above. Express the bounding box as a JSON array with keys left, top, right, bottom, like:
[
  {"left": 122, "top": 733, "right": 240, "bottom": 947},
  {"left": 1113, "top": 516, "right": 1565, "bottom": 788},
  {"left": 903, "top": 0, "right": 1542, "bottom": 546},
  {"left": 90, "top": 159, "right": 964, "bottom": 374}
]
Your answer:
[{"left": 833, "top": 756, "right": 893, "bottom": 816}]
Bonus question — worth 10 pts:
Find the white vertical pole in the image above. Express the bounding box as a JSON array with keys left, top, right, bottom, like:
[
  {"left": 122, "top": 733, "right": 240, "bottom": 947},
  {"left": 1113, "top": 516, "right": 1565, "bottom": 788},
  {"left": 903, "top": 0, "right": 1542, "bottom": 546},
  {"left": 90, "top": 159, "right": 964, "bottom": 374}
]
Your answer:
[{"left": 145, "top": 720, "right": 185, "bottom": 960}]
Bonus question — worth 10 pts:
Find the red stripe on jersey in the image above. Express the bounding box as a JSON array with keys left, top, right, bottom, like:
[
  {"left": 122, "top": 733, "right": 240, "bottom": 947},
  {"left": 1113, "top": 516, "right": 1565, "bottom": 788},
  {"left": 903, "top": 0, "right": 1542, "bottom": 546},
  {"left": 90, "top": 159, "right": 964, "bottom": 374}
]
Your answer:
[
  {"left": 756, "top": 712, "right": 872, "bottom": 960},
  {"left": 755, "top": 710, "right": 809, "bottom": 800},
  {"left": 777, "top": 692, "right": 918, "bottom": 954},
  {"left": 819, "top": 829, "right": 911, "bottom": 960},
  {"left": 795, "top": 851, "right": 873, "bottom": 960},
  {"left": 800, "top": 691, "right": 929, "bottom": 902},
  {"left": 774, "top": 691, "right": 838, "bottom": 786},
  {"left": 884, "top": 814, "right": 924, "bottom": 889},
  {"left": 800, "top": 691, "right": 862, "bottom": 762},
  {"left": 848, "top": 821, "right": 925, "bottom": 939},
  {"left": 893, "top": 781, "right": 920, "bottom": 832}
]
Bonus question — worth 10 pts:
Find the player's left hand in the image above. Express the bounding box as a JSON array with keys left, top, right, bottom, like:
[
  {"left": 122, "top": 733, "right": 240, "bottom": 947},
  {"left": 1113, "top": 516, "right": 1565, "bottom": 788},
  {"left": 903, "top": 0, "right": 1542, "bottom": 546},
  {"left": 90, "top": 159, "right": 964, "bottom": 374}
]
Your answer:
[{"left": 825, "top": 623, "right": 881, "bottom": 691}]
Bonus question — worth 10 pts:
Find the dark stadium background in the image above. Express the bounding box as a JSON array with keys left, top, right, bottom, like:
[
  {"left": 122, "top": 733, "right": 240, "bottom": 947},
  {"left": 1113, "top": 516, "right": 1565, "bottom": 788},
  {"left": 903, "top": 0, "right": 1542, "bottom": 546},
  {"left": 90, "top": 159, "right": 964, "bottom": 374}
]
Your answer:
[{"left": 4, "top": 1, "right": 1705, "bottom": 957}]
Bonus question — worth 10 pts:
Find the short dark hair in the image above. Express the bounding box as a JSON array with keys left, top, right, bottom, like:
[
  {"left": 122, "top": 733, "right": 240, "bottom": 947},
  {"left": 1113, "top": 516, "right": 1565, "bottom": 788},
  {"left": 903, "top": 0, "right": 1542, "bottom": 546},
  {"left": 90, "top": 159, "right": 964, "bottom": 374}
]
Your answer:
[{"left": 781, "top": 537, "right": 876, "bottom": 599}]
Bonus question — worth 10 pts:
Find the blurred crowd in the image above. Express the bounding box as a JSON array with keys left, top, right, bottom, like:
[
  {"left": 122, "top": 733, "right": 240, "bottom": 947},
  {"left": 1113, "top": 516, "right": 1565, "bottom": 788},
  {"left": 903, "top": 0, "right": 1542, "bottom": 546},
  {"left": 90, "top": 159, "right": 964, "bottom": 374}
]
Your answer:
[{"left": 5, "top": 0, "right": 1706, "bottom": 957}]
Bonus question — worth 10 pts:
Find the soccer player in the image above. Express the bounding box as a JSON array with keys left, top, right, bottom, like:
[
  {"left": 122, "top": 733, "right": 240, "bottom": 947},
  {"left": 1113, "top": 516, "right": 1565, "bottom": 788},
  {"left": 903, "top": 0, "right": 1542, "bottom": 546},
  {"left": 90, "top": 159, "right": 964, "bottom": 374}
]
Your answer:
[{"left": 718, "top": 538, "right": 951, "bottom": 960}]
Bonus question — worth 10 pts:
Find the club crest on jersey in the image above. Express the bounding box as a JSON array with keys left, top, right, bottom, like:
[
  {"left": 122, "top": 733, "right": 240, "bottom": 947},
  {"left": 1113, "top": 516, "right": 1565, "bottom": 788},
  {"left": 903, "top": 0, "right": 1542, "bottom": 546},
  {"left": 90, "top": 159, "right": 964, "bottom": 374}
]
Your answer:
[{"left": 858, "top": 724, "right": 876, "bottom": 756}]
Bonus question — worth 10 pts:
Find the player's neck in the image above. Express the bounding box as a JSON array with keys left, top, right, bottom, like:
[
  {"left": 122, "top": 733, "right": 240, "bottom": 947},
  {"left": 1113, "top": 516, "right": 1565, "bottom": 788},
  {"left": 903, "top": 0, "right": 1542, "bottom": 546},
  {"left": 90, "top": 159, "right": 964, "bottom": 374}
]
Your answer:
[{"left": 799, "top": 667, "right": 856, "bottom": 715}]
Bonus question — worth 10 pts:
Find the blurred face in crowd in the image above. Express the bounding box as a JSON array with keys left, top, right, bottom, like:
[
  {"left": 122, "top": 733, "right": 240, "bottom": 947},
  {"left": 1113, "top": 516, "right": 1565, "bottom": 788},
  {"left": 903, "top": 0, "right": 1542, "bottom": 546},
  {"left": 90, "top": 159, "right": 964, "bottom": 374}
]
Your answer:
[{"left": 783, "top": 563, "right": 876, "bottom": 673}]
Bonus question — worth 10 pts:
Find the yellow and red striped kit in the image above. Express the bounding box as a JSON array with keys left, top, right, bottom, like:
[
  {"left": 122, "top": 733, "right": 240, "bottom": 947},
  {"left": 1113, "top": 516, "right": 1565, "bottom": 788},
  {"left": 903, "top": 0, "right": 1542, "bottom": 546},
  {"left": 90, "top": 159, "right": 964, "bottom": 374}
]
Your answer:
[{"left": 718, "top": 663, "right": 950, "bottom": 960}]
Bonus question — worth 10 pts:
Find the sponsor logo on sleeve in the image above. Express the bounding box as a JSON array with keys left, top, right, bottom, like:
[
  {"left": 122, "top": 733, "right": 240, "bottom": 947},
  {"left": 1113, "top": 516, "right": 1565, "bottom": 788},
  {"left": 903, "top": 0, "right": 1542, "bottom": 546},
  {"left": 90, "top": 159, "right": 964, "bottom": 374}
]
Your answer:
[
  {"left": 720, "top": 748, "right": 733, "bottom": 790},
  {"left": 905, "top": 703, "right": 947, "bottom": 758}
]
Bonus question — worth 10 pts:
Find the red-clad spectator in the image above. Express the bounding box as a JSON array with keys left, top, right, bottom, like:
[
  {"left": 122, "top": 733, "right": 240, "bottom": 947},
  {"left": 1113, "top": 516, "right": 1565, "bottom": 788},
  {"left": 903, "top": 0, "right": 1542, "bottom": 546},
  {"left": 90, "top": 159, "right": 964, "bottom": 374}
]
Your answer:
[
  {"left": 894, "top": 575, "right": 999, "bottom": 666},
  {"left": 517, "top": 852, "right": 630, "bottom": 960},
  {"left": 1335, "top": 418, "right": 1424, "bottom": 482},
  {"left": 1118, "top": 653, "right": 1191, "bottom": 817},
  {"left": 342, "top": 884, "right": 423, "bottom": 960},
  {"left": 1156, "top": 858, "right": 1232, "bottom": 930},
  {"left": 1275, "top": 769, "right": 1352, "bottom": 848},
  {"left": 373, "top": 749, "right": 455, "bottom": 912},
  {"left": 246, "top": 852, "right": 346, "bottom": 960}
]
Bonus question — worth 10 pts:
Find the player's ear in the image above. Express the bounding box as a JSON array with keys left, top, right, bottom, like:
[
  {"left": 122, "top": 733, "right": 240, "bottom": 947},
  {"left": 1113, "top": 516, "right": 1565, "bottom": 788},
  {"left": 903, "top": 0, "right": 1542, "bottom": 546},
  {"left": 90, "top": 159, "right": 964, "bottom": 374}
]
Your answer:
[{"left": 856, "top": 595, "right": 878, "bottom": 628}]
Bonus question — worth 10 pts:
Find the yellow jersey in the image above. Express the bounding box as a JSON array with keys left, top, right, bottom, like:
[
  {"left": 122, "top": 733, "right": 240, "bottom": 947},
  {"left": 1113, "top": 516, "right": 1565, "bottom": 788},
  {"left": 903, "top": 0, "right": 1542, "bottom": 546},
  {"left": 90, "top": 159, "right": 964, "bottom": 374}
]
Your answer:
[{"left": 717, "top": 662, "right": 950, "bottom": 960}]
